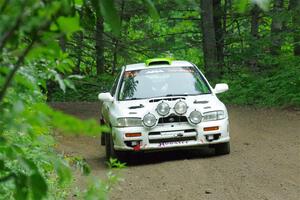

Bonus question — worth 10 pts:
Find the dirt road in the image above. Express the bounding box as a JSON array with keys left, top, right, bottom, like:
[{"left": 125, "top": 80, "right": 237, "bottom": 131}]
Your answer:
[{"left": 52, "top": 102, "right": 300, "bottom": 200}]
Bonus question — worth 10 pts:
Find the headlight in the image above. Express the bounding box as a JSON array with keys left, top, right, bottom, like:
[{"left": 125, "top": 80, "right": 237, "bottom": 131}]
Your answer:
[
  {"left": 156, "top": 101, "right": 170, "bottom": 116},
  {"left": 116, "top": 117, "right": 142, "bottom": 127},
  {"left": 174, "top": 101, "right": 187, "bottom": 115},
  {"left": 189, "top": 110, "right": 202, "bottom": 124},
  {"left": 143, "top": 113, "right": 157, "bottom": 127},
  {"left": 202, "top": 111, "right": 225, "bottom": 122}
]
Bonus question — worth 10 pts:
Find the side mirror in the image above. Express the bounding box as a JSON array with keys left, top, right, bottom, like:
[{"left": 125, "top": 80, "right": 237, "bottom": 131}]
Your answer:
[
  {"left": 214, "top": 83, "right": 229, "bottom": 94},
  {"left": 98, "top": 92, "right": 114, "bottom": 102}
]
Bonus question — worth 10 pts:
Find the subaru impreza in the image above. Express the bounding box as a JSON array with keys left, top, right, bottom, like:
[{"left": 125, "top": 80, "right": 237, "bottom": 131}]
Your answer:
[{"left": 98, "top": 58, "right": 230, "bottom": 159}]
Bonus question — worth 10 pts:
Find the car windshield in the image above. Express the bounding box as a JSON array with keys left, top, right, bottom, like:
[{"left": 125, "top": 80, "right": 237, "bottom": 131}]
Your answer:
[{"left": 118, "top": 66, "right": 211, "bottom": 100}]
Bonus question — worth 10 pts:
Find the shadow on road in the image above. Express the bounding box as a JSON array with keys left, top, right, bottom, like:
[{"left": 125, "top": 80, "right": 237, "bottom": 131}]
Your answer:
[
  {"left": 117, "top": 147, "right": 216, "bottom": 167},
  {"left": 84, "top": 147, "right": 218, "bottom": 169}
]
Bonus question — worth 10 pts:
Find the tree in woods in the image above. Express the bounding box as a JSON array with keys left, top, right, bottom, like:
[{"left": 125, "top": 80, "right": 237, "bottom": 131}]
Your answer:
[
  {"left": 200, "top": 0, "right": 220, "bottom": 80},
  {"left": 213, "top": 0, "right": 225, "bottom": 71},
  {"left": 95, "top": 15, "right": 105, "bottom": 75},
  {"left": 249, "top": 4, "right": 261, "bottom": 70},
  {"left": 271, "top": 0, "right": 284, "bottom": 55},
  {"left": 251, "top": 5, "right": 260, "bottom": 39},
  {"left": 290, "top": 0, "right": 300, "bottom": 56}
]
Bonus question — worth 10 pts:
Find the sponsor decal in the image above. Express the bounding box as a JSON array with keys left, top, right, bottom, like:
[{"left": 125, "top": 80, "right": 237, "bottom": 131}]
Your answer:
[{"left": 159, "top": 141, "right": 188, "bottom": 147}]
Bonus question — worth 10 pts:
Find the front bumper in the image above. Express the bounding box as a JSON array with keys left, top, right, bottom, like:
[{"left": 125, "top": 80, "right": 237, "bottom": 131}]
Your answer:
[{"left": 112, "top": 118, "right": 230, "bottom": 151}]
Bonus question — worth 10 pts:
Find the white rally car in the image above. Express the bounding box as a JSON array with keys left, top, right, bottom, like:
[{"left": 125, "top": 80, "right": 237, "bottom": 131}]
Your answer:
[{"left": 98, "top": 58, "right": 230, "bottom": 159}]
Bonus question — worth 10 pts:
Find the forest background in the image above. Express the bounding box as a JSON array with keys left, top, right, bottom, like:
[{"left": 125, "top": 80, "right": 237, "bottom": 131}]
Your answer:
[{"left": 0, "top": 0, "right": 299, "bottom": 199}]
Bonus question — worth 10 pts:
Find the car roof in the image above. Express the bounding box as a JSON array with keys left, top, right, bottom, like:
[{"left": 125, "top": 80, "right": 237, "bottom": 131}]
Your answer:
[{"left": 124, "top": 60, "right": 194, "bottom": 71}]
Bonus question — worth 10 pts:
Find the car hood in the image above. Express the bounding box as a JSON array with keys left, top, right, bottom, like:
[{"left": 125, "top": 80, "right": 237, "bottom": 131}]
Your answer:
[{"left": 111, "top": 94, "right": 226, "bottom": 118}]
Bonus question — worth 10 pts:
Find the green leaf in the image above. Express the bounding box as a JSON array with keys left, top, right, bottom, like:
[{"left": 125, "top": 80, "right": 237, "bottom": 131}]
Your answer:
[
  {"left": 97, "top": 0, "right": 121, "bottom": 36},
  {"left": 253, "top": 0, "right": 270, "bottom": 11},
  {"left": 33, "top": 103, "right": 109, "bottom": 135},
  {"left": 235, "top": 0, "right": 249, "bottom": 13},
  {"left": 14, "top": 75, "right": 35, "bottom": 91},
  {"left": 82, "top": 162, "right": 91, "bottom": 175},
  {"left": 75, "top": 0, "right": 83, "bottom": 6},
  {"left": 27, "top": 34, "right": 61, "bottom": 60},
  {"left": 234, "top": 0, "right": 270, "bottom": 12},
  {"left": 19, "top": 158, "right": 39, "bottom": 173},
  {"left": 107, "top": 158, "right": 126, "bottom": 169},
  {"left": 68, "top": 75, "right": 85, "bottom": 79},
  {"left": 50, "top": 69, "right": 66, "bottom": 93},
  {"left": 56, "top": 14, "right": 81, "bottom": 36},
  {"left": 75, "top": 158, "right": 91, "bottom": 175},
  {"left": 84, "top": 178, "right": 107, "bottom": 200},
  {"left": 14, "top": 173, "right": 29, "bottom": 200},
  {"left": 0, "top": 160, "right": 4, "bottom": 170},
  {"left": 13, "top": 101, "right": 24, "bottom": 114},
  {"left": 54, "top": 160, "right": 72, "bottom": 185},
  {"left": 64, "top": 79, "right": 76, "bottom": 91},
  {"left": 29, "top": 173, "right": 48, "bottom": 200},
  {"left": 142, "top": 0, "right": 159, "bottom": 20}
]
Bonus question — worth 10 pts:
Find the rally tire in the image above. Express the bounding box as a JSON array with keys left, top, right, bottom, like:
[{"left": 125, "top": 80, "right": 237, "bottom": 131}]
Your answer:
[
  {"left": 101, "top": 134, "right": 105, "bottom": 146},
  {"left": 105, "top": 133, "right": 117, "bottom": 161},
  {"left": 214, "top": 142, "right": 230, "bottom": 155}
]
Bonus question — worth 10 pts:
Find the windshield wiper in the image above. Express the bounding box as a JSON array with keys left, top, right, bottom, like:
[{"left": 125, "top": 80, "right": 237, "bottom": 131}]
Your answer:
[
  {"left": 199, "top": 92, "right": 211, "bottom": 95},
  {"left": 165, "top": 94, "right": 189, "bottom": 97},
  {"left": 126, "top": 97, "right": 144, "bottom": 100},
  {"left": 165, "top": 93, "right": 211, "bottom": 97}
]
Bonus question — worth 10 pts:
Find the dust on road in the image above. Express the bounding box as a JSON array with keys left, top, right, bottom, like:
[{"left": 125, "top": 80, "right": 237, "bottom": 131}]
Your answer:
[{"left": 51, "top": 102, "right": 300, "bottom": 200}]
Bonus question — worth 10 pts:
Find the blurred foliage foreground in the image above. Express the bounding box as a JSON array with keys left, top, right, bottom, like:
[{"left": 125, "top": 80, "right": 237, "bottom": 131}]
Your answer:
[{"left": 0, "top": 0, "right": 129, "bottom": 199}]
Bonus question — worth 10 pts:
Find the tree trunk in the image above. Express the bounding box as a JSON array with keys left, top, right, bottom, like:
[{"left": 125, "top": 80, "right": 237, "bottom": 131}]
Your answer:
[
  {"left": 112, "top": 0, "right": 125, "bottom": 75},
  {"left": 289, "top": 0, "right": 300, "bottom": 56},
  {"left": 250, "top": 5, "right": 260, "bottom": 38},
  {"left": 95, "top": 16, "right": 105, "bottom": 75},
  {"left": 59, "top": 34, "right": 67, "bottom": 52},
  {"left": 271, "top": 0, "right": 284, "bottom": 55},
  {"left": 213, "top": 0, "right": 224, "bottom": 71},
  {"left": 75, "top": 31, "right": 83, "bottom": 74},
  {"left": 249, "top": 5, "right": 260, "bottom": 70},
  {"left": 200, "top": 0, "right": 219, "bottom": 80},
  {"left": 112, "top": 40, "right": 118, "bottom": 75},
  {"left": 223, "top": 0, "right": 228, "bottom": 43}
]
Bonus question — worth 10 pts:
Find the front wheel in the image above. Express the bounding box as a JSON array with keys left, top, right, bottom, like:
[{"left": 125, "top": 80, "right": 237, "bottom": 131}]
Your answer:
[
  {"left": 105, "top": 133, "right": 117, "bottom": 160},
  {"left": 105, "top": 133, "right": 125, "bottom": 162},
  {"left": 101, "top": 134, "right": 105, "bottom": 146},
  {"left": 213, "top": 142, "right": 230, "bottom": 155}
]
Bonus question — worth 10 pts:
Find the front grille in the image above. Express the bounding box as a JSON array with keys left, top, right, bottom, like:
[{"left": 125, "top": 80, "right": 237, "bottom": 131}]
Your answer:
[
  {"left": 148, "top": 129, "right": 197, "bottom": 144},
  {"left": 149, "top": 136, "right": 196, "bottom": 144},
  {"left": 148, "top": 129, "right": 195, "bottom": 136},
  {"left": 158, "top": 114, "right": 188, "bottom": 124}
]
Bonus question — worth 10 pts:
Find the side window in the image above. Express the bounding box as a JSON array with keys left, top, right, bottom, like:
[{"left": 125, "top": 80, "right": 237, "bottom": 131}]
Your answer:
[{"left": 110, "top": 71, "right": 122, "bottom": 96}]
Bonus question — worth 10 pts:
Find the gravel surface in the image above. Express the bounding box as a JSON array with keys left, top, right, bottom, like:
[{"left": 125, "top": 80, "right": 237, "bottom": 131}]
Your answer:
[{"left": 51, "top": 102, "right": 300, "bottom": 200}]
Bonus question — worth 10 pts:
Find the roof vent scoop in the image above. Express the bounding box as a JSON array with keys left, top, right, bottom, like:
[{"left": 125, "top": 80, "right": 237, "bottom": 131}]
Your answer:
[{"left": 145, "top": 58, "right": 173, "bottom": 66}]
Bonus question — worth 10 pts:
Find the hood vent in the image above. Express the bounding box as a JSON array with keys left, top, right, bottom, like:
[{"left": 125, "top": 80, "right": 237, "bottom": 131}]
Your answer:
[
  {"left": 149, "top": 97, "right": 185, "bottom": 103},
  {"left": 193, "top": 100, "right": 209, "bottom": 104},
  {"left": 128, "top": 104, "right": 144, "bottom": 109}
]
